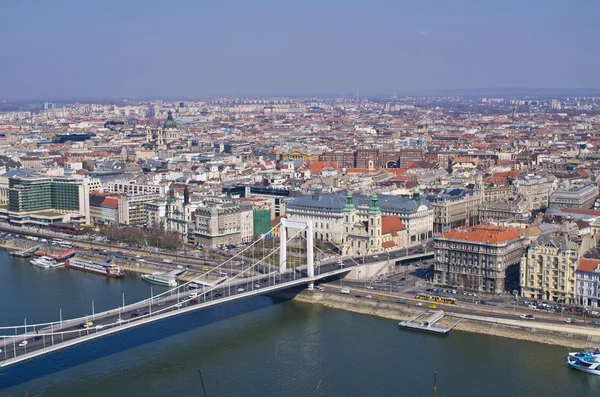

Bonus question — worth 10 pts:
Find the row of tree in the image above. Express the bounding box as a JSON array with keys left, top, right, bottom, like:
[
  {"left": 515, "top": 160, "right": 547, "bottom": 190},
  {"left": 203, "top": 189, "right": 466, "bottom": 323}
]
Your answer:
[{"left": 102, "top": 224, "right": 182, "bottom": 250}]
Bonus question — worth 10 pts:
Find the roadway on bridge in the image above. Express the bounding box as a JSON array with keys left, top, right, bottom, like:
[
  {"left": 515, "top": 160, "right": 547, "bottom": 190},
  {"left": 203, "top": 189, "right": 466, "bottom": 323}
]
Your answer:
[{"left": 0, "top": 261, "right": 349, "bottom": 367}]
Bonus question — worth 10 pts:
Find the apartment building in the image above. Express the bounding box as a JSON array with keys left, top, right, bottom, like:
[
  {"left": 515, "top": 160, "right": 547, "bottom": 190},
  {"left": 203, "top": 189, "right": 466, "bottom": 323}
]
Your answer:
[
  {"left": 434, "top": 226, "right": 525, "bottom": 293},
  {"left": 549, "top": 183, "right": 598, "bottom": 209},
  {"left": 520, "top": 234, "right": 588, "bottom": 304},
  {"left": 576, "top": 258, "right": 600, "bottom": 308}
]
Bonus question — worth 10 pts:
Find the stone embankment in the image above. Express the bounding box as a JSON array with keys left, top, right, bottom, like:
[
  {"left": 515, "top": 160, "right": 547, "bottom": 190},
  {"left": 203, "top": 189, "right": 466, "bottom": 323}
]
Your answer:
[{"left": 292, "top": 289, "right": 598, "bottom": 349}]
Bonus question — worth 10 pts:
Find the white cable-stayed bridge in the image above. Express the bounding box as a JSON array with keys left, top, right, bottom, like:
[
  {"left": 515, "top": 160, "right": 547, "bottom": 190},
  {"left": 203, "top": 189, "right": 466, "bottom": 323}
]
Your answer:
[{"left": 0, "top": 220, "right": 353, "bottom": 369}]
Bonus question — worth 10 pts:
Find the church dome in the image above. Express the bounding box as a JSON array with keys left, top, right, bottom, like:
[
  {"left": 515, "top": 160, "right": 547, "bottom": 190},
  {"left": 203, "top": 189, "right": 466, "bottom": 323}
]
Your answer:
[{"left": 164, "top": 110, "right": 177, "bottom": 129}]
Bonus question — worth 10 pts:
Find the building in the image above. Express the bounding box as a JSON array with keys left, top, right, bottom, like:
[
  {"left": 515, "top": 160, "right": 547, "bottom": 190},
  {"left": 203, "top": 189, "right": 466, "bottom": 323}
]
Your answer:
[
  {"left": 513, "top": 176, "right": 553, "bottom": 211},
  {"left": 5, "top": 175, "right": 97, "bottom": 225},
  {"left": 89, "top": 195, "right": 119, "bottom": 225},
  {"left": 478, "top": 195, "right": 531, "bottom": 223},
  {"left": 520, "top": 235, "right": 586, "bottom": 304},
  {"left": 117, "top": 193, "right": 162, "bottom": 226},
  {"left": 103, "top": 180, "right": 166, "bottom": 196},
  {"left": 576, "top": 258, "right": 600, "bottom": 308},
  {"left": 342, "top": 192, "right": 408, "bottom": 256},
  {"left": 549, "top": 183, "right": 599, "bottom": 209},
  {"left": 424, "top": 187, "right": 482, "bottom": 234},
  {"left": 192, "top": 202, "right": 244, "bottom": 248},
  {"left": 434, "top": 226, "right": 525, "bottom": 293},
  {"left": 146, "top": 110, "right": 180, "bottom": 150},
  {"left": 286, "top": 191, "right": 432, "bottom": 246}
]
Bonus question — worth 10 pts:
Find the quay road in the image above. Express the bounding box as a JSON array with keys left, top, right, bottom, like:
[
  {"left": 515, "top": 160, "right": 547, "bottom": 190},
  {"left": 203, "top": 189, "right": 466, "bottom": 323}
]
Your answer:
[
  {"left": 0, "top": 223, "right": 434, "bottom": 280},
  {"left": 320, "top": 281, "right": 600, "bottom": 336},
  {"left": 0, "top": 261, "right": 351, "bottom": 368}
]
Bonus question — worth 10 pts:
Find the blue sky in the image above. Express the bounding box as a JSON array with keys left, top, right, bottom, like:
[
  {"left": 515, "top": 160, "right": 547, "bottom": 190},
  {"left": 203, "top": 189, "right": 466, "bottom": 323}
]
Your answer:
[{"left": 0, "top": 0, "right": 598, "bottom": 100}]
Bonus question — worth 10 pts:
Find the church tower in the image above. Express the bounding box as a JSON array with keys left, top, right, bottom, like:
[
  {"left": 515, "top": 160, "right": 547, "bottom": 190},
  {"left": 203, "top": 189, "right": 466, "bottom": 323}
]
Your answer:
[
  {"left": 368, "top": 193, "right": 382, "bottom": 254},
  {"left": 342, "top": 190, "right": 356, "bottom": 255}
]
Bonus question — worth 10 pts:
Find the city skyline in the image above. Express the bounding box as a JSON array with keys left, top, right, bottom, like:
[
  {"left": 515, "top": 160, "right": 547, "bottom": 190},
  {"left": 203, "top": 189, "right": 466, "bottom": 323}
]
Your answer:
[{"left": 2, "top": 0, "right": 600, "bottom": 100}]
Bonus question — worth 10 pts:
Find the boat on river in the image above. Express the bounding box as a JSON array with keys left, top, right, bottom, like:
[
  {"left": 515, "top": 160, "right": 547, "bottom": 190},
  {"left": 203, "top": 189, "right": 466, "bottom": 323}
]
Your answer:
[
  {"left": 31, "top": 256, "right": 64, "bottom": 268},
  {"left": 141, "top": 272, "right": 178, "bottom": 287},
  {"left": 567, "top": 348, "right": 600, "bottom": 375}
]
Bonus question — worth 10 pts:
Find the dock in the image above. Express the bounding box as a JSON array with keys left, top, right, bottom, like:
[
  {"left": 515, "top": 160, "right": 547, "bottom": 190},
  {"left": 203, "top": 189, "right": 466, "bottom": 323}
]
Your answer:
[
  {"left": 398, "top": 310, "right": 453, "bottom": 335},
  {"left": 9, "top": 244, "right": 41, "bottom": 258}
]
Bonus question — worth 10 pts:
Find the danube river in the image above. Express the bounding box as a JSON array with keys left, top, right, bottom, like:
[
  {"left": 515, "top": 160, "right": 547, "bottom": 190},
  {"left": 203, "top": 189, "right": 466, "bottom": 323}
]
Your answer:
[{"left": 1, "top": 251, "right": 599, "bottom": 396}]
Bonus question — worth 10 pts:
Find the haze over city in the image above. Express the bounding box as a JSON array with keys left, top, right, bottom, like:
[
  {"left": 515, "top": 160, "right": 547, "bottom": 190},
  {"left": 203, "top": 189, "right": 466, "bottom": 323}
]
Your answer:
[
  {"left": 3, "top": 1, "right": 600, "bottom": 395},
  {"left": 1, "top": 0, "right": 599, "bottom": 100}
]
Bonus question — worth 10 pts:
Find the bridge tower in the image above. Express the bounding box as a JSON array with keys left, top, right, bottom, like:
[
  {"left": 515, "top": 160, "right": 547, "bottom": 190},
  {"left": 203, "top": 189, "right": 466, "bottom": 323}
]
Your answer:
[{"left": 279, "top": 218, "right": 314, "bottom": 289}]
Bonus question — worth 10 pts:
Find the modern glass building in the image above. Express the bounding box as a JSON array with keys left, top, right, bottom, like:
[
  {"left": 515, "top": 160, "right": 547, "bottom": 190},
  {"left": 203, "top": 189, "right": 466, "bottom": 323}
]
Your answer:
[{"left": 8, "top": 177, "right": 52, "bottom": 212}]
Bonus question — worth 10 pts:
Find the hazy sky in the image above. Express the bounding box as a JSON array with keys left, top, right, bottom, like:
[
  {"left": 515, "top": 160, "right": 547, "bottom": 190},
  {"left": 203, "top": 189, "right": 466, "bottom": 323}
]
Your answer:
[{"left": 1, "top": 0, "right": 599, "bottom": 100}]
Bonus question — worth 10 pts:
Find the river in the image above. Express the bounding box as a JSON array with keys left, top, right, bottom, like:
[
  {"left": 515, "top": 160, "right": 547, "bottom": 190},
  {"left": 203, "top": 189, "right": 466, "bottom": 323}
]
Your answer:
[{"left": 0, "top": 250, "right": 599, "bottom": 396}]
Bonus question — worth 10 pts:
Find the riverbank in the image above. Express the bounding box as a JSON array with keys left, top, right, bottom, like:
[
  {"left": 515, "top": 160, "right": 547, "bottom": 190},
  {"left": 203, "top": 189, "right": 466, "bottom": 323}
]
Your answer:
[
  {"left": 291, "top": 289, "right": 598, "bottom": 349},
  {"left": 0, "top": 238, "right": 212, "bottom": 283}
]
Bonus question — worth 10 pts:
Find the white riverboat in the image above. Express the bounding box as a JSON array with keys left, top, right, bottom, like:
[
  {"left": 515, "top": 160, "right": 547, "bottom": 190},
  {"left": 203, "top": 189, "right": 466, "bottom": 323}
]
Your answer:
[
  {"left": 141, "top": 272, "right": 178, "bottom": 287},
  {"left": 30, "top": 256, "right": 64, "bottom": 269},
  {"left": 567, "top": 348, "right": 600, "bottom": 375}
]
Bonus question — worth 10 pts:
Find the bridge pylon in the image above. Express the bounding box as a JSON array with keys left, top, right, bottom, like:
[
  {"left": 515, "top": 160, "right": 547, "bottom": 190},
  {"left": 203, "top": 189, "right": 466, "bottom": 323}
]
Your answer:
[{"left": 279, "top": 219, "right": 314, "bottom": 289}]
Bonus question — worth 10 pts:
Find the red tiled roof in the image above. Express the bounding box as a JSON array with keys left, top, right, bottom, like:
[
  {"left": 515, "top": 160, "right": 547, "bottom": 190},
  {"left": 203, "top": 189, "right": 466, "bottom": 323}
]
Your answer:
[
  {"left": 382, "top": 241, "right": 396, "bottom": 248},
  {"left": 558, "top": 208, "right": 600, "bottom": 216},
  {"left": 578, "top": 258, "right": 600, "bottom": 273},
  {"left": 439, "top": 226, "right": 521, "bottom": 244},
  {"left": 102, "top": 198, "right": 119, "bottom": 208},
  {"left": 382, "top": 216, "right": 406, "bottom": 235}
]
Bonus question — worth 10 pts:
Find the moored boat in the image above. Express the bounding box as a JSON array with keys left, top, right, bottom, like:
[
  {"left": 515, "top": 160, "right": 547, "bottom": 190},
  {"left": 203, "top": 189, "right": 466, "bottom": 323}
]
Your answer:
[
  {"left": 567, "top": 348, "right": 600, "bottom": 375},
  {"left": 141, "top": 273, "right": 178, "bottom": 287},
  {"left": 30, "top": 256, "right": 65, "bottom": 268},
  {"left": 67, "top": 257, "right": 125, "bottom": 278}
]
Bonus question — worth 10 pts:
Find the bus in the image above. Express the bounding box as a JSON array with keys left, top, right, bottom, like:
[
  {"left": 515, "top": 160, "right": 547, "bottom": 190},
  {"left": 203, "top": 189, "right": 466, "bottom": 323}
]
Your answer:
[{"left": 415, "top": 293, "right": 457, "bottom": 305}]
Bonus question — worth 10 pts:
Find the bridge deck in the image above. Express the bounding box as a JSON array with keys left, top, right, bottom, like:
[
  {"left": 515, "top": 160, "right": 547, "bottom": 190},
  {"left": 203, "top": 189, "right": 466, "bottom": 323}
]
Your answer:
[{"left": 0, "top": 266, "right": 350, "bottom": 368}]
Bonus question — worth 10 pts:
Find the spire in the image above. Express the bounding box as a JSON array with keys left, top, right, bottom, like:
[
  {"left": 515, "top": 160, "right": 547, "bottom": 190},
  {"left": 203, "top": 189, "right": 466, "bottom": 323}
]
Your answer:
[
  {"left": 368, "top": 193, "right": 381, "bottom": 215},
  {"left": 183, "top": 185, "right": 190, "bottom": 205},
  {"left": 168, "top": 184, "right": 175, "bottom": 202},
  {"left": 413, "top": 188, "right": 421, "bottom": 204},
  {"left": 343, "top": 191, "right": 356, "bottom": 212}
]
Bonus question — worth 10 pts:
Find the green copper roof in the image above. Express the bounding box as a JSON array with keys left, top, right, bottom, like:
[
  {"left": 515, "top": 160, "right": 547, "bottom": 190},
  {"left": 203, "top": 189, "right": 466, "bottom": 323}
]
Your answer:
[
  {"left": 164, "top": 110, "right": 177, "bottom": 129},
  {"left": 368, "top": 193, "right": 381, "bottom": 215},
  {"left": 343, "top": 191, "right": 356, "bottom": 212}
]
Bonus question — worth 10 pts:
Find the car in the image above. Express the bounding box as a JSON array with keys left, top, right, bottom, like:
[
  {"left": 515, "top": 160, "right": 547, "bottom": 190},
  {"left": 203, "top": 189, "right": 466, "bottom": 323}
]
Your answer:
[
  {"left": 254, "top": 284, "right": 261, "bottom": 289},
  {"left": 190, "top": 300, "right": 198, "bottom": 304},
  {"left": 366, "top": 285, "right": 374, "bottom": 290},
  {"left": 428, "top": 304, "right": 437, "bottom": 309},
  {"left": 31, "top": 335, "right": 41, "bottom": 341},
  {"left": 565, "top": 318, "right": 576, "bottom": 323},
  {"left": 315, "top": 286, "right": 325, "bottom": 291},
  {"left": 591, "top": 311, "right": 600, "bottom": 316},
  {"left": 396, "top": 299, "right": 406, "bottom": 304},
  {"left": 19, "top": 340, "right": 28, "bottom": 347},
  {"left": 143, "top": 311, "right": 150, "bottom": 315},
  {"left": 520, "top": 314, "right": 535, "bottom": 320},
  {"left": 365, "top": 295, "right": 373, "bottom": 299},
  {"left": 201, "top": 266, "right": 209, "bottom": 271},
  {"left": 378, "top": 296, "right": 387, "bottom": 301},
  {"left": 188, "top": 292, "right": 198, "bottom": 299},
  {"left": 589, "top": 321, "right": 599, "bottom": 326},
  {"left": 215, "top": 293, "right": 223, "bottom": 298},
  {"left": 95, "top": 324, "right": 105, "bottom": 330},
  {"left": 157, "top": 302, "right": 166, "bottom": 306},
  {"left": 174, "top": 303, "right": 182, "bottom": 308},
  {"left": 416, "top": 302, "right": 423, "bottom": 306},
  {"left": 130, "top": 313, "right": 140, "bottom": 318},
  {"left": 355, "top": 295, "right": 362, "bottom": 298},
  {"left": 116, "top": 318, "right": 124, "bottom": 323},
  {"left": 237, "top": 287, "right": 245, "bottom": 292},
  {"left": 80, "top": 321, "right": 94, "bottom": 329}
]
